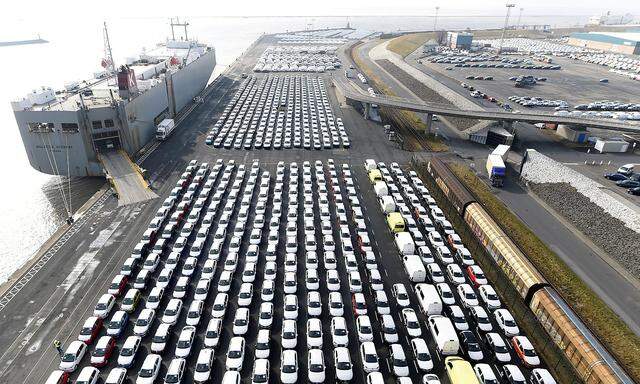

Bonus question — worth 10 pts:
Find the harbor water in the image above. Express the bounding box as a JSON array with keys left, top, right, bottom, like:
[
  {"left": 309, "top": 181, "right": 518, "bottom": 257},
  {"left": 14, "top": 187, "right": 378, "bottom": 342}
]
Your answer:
[{"left": 0, "top": 15, "right": 589, "bottom": 284}]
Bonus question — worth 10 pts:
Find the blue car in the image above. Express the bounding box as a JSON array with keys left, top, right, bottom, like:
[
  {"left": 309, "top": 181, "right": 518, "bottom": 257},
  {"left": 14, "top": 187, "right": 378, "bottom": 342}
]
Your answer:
[
  {"left": 604, "top": 173, "right": 628, "bottom": 181},
  {"left": 616, "top": 179, "right": 640, "bottom": 188}
]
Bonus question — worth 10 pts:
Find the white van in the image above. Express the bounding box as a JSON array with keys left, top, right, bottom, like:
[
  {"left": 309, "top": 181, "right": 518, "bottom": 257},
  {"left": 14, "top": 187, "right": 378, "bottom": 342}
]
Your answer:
[
  {"left": 428, "top": 315, "right": 459, "bottom": 356},
  {"left": 379, "top": 196, "right": 396, "bottom": 214},
  {"left": 395, "top": 232, "right": 415, "bottom": 256},
  {"left": 414, "top": 284, "right": 442, "bottom": 316},
  {"left": 364, "top": 159, "right": 377, "bottom": 171},
  {"left": 402, "top": 255, "right": 426, "bottom": 283}
]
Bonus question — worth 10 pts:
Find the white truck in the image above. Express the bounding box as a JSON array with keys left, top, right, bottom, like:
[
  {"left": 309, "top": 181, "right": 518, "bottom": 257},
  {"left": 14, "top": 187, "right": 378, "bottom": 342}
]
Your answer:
[
  {"left": 403, "top": 255, "right": 426, "bottom": 282},
  {"left": 395, "top": 232, "right": 415, "bottom": 256},
  {"left": 428, "top": 315, "right": 459, "bottom": 356},
  {"left": 374, "top": 181, "right": 388, "bottom": 197},
  {"left": 379, "top": 196, "right": 396, "bottom": 214},
  {"left": 156, "top": 118, "right": 176, "bottom": 140},
  {"left": 415, "top": 284, "right": 442, "bottom": 316}
]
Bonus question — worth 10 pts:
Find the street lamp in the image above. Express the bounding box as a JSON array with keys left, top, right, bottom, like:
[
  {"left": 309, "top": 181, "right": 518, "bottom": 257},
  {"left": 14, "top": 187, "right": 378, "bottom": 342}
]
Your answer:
[
  {"left": 434, "top": 6, "right": 440, "bottom": 31},
  {"left": 498, "top": 4, "right": 516, "bottom": 53}
]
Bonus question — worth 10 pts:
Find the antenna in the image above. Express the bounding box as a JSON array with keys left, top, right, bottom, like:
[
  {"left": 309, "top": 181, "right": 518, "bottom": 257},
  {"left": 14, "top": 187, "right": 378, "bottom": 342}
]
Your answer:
[{"left": 102, "top": 22, "right": 116, "bottom": 75}]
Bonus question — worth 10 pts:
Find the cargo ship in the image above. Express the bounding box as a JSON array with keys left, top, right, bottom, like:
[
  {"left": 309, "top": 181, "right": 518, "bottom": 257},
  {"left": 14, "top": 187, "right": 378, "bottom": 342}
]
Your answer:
[{"left": 11, "top": 20, "right": 216, "bottom": 177}]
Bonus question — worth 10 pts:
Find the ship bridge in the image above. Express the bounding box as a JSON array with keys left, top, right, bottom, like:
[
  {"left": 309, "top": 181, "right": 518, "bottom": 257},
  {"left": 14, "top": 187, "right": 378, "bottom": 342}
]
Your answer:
[{"left": 99, "top": 150, "right": 157, "bottom": 206}]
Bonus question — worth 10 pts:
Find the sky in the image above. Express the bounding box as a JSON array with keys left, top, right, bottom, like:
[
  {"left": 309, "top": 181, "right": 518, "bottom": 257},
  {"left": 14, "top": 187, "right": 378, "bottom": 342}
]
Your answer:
[{"left": 4, "top": 0, "right": 639, "bottom": 19}]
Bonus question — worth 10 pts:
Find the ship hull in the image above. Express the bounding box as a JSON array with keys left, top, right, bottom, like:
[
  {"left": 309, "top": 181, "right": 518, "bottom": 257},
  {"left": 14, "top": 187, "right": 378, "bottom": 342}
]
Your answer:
[{"left": 13, "top": 48, "right": 216, "bottom": 177}]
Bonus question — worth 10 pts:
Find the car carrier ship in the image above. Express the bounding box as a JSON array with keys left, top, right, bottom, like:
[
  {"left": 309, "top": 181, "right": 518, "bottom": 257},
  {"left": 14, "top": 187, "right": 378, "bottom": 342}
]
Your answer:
[{"left": 11, "top": 20, "right": 216, "bottom": 178}]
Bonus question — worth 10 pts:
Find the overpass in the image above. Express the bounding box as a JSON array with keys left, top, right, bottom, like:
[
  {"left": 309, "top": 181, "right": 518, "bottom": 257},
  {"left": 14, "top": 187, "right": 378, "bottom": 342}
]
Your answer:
[{"left": 331, "top": 76, "right": 640, "bottom": 134}]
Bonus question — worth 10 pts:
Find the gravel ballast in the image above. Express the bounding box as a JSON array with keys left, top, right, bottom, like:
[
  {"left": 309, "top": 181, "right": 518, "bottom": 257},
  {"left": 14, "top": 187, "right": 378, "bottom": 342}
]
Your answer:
[
  {"left": 521, "top": 149, "right": 640, "bottom": 233},
  {"left": 376, "top": 59, "right": 479, "bottom": 130},
  {"left": 530, "top": 182, "right": 640, "bottom": 278}
]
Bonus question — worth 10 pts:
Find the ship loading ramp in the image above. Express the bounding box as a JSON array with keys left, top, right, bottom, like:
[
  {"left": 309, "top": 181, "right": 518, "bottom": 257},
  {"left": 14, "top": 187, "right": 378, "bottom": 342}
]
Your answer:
[{"left": 99, "top": 150, "right": 158, "bottom": 206}]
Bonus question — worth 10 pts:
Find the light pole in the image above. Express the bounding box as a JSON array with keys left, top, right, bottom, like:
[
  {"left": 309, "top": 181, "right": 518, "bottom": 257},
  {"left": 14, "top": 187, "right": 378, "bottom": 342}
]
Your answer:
[
  {"left": 516, "top": 7, "right": 523, "bottom": 30},
  {"left": 434, "top": 6, "right": 440, "bottom": 31},
  {"left": 498, "top": 4, "right": 516, "bottom": 53}
]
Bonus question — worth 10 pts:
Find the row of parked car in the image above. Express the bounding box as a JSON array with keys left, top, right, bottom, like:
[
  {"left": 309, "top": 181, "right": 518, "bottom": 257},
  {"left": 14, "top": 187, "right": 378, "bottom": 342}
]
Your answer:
[
  {"left": 205, "top": 75, "right": 350, "bottom": 150},
  {"left": 364, "top": 159, "right": 557, "bottom": 384},
  {"left": 253, "top": 45, "right": 342, "bottom": 73},
  {"left": 603, "top": 164, "right": 640, "bottom": 195}
]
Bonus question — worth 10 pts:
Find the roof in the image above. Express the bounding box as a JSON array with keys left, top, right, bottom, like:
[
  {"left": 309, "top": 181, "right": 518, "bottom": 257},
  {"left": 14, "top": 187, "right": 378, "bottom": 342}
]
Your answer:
[{"left": 571, "top": 32, "right": 640, "bottom": 46}]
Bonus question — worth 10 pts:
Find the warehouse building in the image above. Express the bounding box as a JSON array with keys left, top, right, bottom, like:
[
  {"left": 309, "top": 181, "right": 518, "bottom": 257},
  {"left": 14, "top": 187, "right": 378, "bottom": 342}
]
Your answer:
[
  {"left": 568, "top": 32, "right": 640, "bottom": 55},
  {"left": 446, "top": 32, "right": 473, "bottom": 50}
]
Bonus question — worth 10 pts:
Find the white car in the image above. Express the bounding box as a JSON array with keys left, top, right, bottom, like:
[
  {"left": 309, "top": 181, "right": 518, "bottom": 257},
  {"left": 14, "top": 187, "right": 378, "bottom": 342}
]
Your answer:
[
  {"left": 281, "top": 319, "right": 298, "bottom": 349},
  {"left": 174, "top": 326, "right": 196, "bottom": 358},
  {"left": 136, "top": 354, "right": 162, "bottom": 384},
  {"left": 259, "top": 302, "right": 274, "bottom": 328},
  {"left": 495, "top": 308, "right": 520, "bottom": 336},
  {"left": 204, "top": 318, "right": 222, "bottom": 349},
  {"left": 474, "top": 364, "right": 498, "bottom": 384},
  {"left": 390, "top": 344, "right": 410, "bottom": 377},
  {"left": 238, "top": 283, "right": 254, "bottom": 307},
  {"left": 411, "top": 338, "right": 434, "bottom": 372},
  {"left": 264, "top": 261, "right": 277, "bottom": 280},
  {"left": 423, "top": 373, "right": 442, "bottom": 384},
  {"left": 306, "top": 251, "right": 319, "bottom": 269},
  {"left": 162, "top": 299, "right": 183, "bottom": 325},
  {"left": 356, "top": 315, "right": 374, "bottom": 342},
  {"left": 329, "top": 292, "right": 344, "bottom": 316},
  {"left": 157, "top": 268, "right": 173, "bottom": 289},
  {"left": 193, "top": 348, "right": 215, "bottom": 383},
  {"left": 306, "top": 269, "right": 320, "bottom": 290},
  {"left": 307, "top": 291, "right": 322, "bottom": 317},
  {"left": 513, "top": 336, "right": 540, "bottom": 367},
  {"left": 348, "top": 270, "right": 362, "bottom": 293},
  {"left": 436, "top": 283, "right": 456, "bottom": 305},
  {"left": 186, "top": 300, "right": 204, "bottom": 326},
  {"left": 172, "top": 276, "right": 189, "bottom": 299},
  {"left": 280, "top": 349, "right": 299, "bottom": 384},
  {"left": 233, "top": 307, "right": 250, "bottom": 335},
  {"left": 284, "top": 272, "right": 297, "bottom": 294},
  {"left": 427, "top": 231, "right": 444, "bottom": 248},
  {"left": 59, "top": 340, "right": 87, "bottom": 372},
  {"left": 479, "top": 285, "right": 502, "bottom": 310},
  {"left": 486, "top": 332, "right": 511, "bottom": 362},
  {"left": 261, "top": 280, "right": 275, "bottom": 302},
  {"left": 392, "top": 283, "right": 411, "bottom": 307},
  {"left": 284, "top": 294, "right": 298, "bottom": 320},
  {"left": 308, "top": 349, "right": 326, "bottom": 383},
  {"left": 360, "top": 342, "right": 379, "bottom": 372},
  {"left": 374, "top": 290, "right": 390, "bottom": 315},
  {"left": 226, "top": 336, "right": 246, "bottom": 371},
  {"left": 381, "top": 314, "right": 399, "bottom": 343},
  {"left": 211, "top": 293, "right": 228, "bottom": 319},
  {"left": 93, "top": 294, "right": 115, "bottom": 319},
  {"left": 151, "top": 323, "right": 172, "bottom": 353},
  {"left": 145, "top": 287, "right": 164, "bottom": 310},
  {"left": 331, "top": 316, "right": 349, "bottom": 347},
  {"left": 334, "top": 347, "right": 354, "bottom": 381},
  {"left": 118, "top": 336, "right": 141, "bottom": 368},
  {"left": 471, "top": 306, "right": 493, "bottom": 332},
  {"left": 133, "top": 308, "right": 155, "bottom": 336},
  {"left": 307, "top": 318, "right": 323, "bottom": 348},
  {"left": 326, "top": 269, "right": 341, "bottom": 291},
  {"left": 457, "top": 284, "right": 479, "bottom": 308},
  {"left": 446, "top": 264, "right": 466, "bottom": 285},
  {"left": 401, "top": 308, "right": 422, "bottom": 337},
  {"left": 194, "top": 279, "right": 211, "bottom": 301},
  {"left": 251, "top": 358, "right": 270, "bottom": 384}
]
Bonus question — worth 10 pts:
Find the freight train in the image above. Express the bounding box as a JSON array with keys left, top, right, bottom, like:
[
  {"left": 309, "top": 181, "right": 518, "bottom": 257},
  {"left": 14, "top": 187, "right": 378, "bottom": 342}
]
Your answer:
[{"left": 425, "top": 157, "right": 631, "bottom": 384}]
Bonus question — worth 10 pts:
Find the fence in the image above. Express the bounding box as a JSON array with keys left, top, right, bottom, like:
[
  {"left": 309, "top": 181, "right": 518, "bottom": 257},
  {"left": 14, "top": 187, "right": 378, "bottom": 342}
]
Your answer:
[{"left": 411, "top": 157, "right": 583, "bottom": 384}]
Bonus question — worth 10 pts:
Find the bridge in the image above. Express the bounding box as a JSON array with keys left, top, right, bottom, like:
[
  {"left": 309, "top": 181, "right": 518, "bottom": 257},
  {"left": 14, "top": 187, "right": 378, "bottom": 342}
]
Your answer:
[{"left": 331, "top": 76, "right": 640, "bottom": 134}]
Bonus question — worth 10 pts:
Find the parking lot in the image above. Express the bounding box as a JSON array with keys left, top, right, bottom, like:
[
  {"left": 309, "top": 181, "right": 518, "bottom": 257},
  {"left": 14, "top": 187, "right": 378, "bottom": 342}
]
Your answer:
[
  {"left": 48, "top": 150, "right": 552, "bottom": 384},
  {"left": 206, "top": 75, "right": 351, "bottom": 150}
]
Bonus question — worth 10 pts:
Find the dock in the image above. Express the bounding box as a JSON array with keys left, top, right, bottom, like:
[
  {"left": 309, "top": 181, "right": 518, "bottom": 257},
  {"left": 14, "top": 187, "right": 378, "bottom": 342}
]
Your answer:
[{"left": 99, "top": 150, "right": 157, "bottom": 206}]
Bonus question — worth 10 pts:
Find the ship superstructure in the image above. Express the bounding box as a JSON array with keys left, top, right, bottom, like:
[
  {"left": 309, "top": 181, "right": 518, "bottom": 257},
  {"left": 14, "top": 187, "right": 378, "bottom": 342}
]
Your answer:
[{"left": 11, "top": 20, "right": 215, "bottom": 177}]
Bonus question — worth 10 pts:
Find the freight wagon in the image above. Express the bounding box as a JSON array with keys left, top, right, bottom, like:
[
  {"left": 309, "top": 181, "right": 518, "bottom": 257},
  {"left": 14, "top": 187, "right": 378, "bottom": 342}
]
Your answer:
[{"left": 423, "top": 157, "right": 632, "bottom": 384}]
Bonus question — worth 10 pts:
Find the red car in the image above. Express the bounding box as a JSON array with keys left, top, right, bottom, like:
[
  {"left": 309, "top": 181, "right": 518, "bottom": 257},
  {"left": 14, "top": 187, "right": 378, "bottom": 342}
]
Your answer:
[
  {"left": 45, "top": 370, "right": 69, "bottom": 384},
  {"left": 78, "top": 316, "right": 103, "bottom": 344},
  {"left": 351, "top": 293, "right": 367, "bottom": 316},
  {"left": 467, "top": 265, "right": 488, "bottom": 288},
  {"left": 90, "top": 336, "right": 116, "bottom": 367},
  {"left": 107, "top": 274, "right": 128, "bottom": 296}
]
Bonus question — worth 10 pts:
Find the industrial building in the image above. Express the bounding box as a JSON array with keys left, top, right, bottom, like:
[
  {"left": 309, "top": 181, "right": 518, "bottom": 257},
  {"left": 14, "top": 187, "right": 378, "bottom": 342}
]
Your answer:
[
  {"left": 446, "top": 31, "right": 473, "bottom": 50},
  {"left": 568, "top": 32, "right": 640, "bottom": 55}
]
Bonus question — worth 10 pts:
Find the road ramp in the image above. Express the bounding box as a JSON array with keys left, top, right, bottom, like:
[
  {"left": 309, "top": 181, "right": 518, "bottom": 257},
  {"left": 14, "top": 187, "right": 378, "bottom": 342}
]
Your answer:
[{"left": 99, "top": 150, "right": 158, "bottom": 206}]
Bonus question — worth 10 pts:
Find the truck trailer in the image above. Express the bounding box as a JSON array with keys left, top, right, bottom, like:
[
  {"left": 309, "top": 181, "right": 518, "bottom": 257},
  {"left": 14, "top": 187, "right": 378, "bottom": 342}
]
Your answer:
[
  {"left": 486, "top": 154, "right": 506, "bottom": 187},
  {"left": 156, "top": 119, "right": 176, "bottom": 140}
]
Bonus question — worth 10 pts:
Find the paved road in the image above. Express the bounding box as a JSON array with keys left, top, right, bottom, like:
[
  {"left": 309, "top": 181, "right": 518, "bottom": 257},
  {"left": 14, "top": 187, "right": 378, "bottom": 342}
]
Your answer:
[{"left": 0, "top": 35, "right": 413, "bottom": 384}]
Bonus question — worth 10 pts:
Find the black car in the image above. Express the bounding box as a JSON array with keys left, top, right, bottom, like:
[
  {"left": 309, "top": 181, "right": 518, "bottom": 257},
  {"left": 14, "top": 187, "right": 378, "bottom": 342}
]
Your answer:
[
  {"left": 616, "top": 179, "right": 640, "bottom": 188},
  {"left": 628, "top": 187, "right": 640, "bottom": 195},
  {"left": 459, "top": 330, "right": 483, "bottom": 361},
  {"left": 604, "top": 172, "right": 628, "bottom": 181}
]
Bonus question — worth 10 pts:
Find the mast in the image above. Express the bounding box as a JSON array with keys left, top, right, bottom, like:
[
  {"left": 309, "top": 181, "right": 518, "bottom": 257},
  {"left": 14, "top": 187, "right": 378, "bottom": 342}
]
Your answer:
[{"left": 103, "top": 22, "right": 116, "bottom": 75}]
